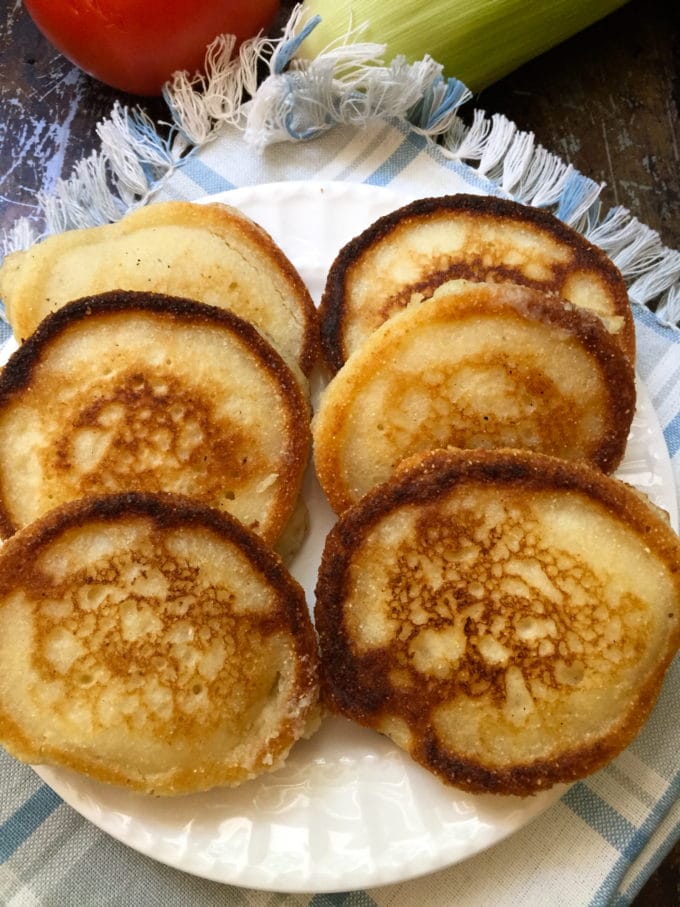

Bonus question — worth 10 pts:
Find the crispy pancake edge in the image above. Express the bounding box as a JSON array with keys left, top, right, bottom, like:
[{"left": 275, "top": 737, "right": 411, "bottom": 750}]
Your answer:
[
  {"left": 319, "top": 193, "right": 634, "bottom": 373},
  {"left": 314, "top": 448, "right": 680, "bottom": 796},
  {"left": 0, "top": 491, "right": 321, "bottom": 794},
  {"left": 1, "top": 200, "right": 320, "bottom": 374},
  {"left": 0, "top": 291, "right": 311, "bottom": 541},
  {"left": 313, "top": 283, "right": 637, "bottom": 514}
]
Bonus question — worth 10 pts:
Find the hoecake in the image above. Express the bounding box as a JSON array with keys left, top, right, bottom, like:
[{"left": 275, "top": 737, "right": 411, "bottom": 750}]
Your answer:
[
  {"left": 315, "top": 447, "right": 680, "bottom": 796},
  {"left": 319, "top": 193, "right": 634, "bottom": 372},
  {"left": 0, "top": 492, "right": 320, "bottom": 795},
  {"left": 313, "top": 280, "right": 635, "bottom": 513},
  {"left": 0, "top": 200, "right": 319, "bottom": 374},
  {"left": 0, "top": 291, "right": 310, "bottom": 546}
]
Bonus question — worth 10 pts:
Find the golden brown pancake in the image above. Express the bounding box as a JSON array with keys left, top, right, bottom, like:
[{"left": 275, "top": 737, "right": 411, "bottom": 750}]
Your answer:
[
  {"left": 313, "top": 280, "right": 635, "bottom": 513},
  {"left": 0, "top": 200, "right": 319, "bottom": 374},
  {"left": 0, "top": 492, "right": 320, "bottom": 795},
  {"left": 315, "top": 448, "right": 680, "bottom": 796},
  {"left": 0, "top": 291, "right": 310, "bottom": 545},
  {"left": 319, "top": 193, "right": 634, "bottom": 372}
]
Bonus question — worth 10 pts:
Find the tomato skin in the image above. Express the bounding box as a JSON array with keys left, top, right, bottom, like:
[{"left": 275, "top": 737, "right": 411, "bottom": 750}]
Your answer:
[{"left": 23, "top": 0, "right": 280, "bottom": 96}]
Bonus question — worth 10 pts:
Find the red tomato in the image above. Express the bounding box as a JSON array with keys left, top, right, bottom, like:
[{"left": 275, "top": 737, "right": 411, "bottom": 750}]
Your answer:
[{"left": 24, "top": 0, "right": 280, "bottom": 96}]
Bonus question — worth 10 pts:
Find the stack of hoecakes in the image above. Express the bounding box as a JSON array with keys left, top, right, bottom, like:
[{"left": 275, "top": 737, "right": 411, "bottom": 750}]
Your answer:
[
  {"left": 312, "top": 194, "right": 679, "bottom": 796},
  {"left": 0, "top": 202, "right": 322, "bottom": 795}
]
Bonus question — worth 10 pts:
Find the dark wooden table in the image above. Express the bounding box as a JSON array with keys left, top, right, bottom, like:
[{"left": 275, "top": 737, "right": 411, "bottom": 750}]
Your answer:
[
  {"left": 0, "top": 0, "right": 678, "bottom": 903},
  {"left": 1, "top": 0, "right": 678, "bottom": 251}
]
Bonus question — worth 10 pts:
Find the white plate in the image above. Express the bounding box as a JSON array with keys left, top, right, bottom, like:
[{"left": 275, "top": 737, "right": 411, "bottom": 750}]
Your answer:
[{"left": 19, "top": 181, "right": 676, "bottom": 893}]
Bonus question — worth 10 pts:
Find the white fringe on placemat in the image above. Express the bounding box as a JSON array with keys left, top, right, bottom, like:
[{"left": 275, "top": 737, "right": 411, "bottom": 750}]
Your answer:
[{"left": 1, "top": 3, "right": 678, "bottom": 327}]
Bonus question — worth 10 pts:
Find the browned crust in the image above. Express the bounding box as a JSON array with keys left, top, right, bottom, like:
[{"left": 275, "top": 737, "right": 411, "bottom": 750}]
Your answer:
[
  {"left": 345, "top": 448, "right": 680, "bottom": 549},
  {"left": 319, "top": 193, "right": 634, "bottom": 373},
  {"left": 474, "top": 290, "right": 636, "bottom": 474},
  {"left": 0, "top": 290, "right": 311, "bottom": 540},
  {"left": 415, "top": 693, "right": 659, "bottom": 796},
  {"left": 314, "top": 448, "right": 680, "bottom": 796},
  {"left": 314, "top": 284, "right": 636, "bottom": 514},
  {"left": 0, "top": 490, "right": 309, "bottom": 614},
  {"left": 0, "top": 491, "right": 320, "bottom": 793}
]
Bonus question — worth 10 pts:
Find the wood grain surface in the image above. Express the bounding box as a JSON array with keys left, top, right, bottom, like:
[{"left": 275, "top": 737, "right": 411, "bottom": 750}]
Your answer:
[
  {"left": 0, "top": 0, "right": 678, "bottom": 902},
  {"left": 1, "top": 0, "right": 678, "bottom": 250}
]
